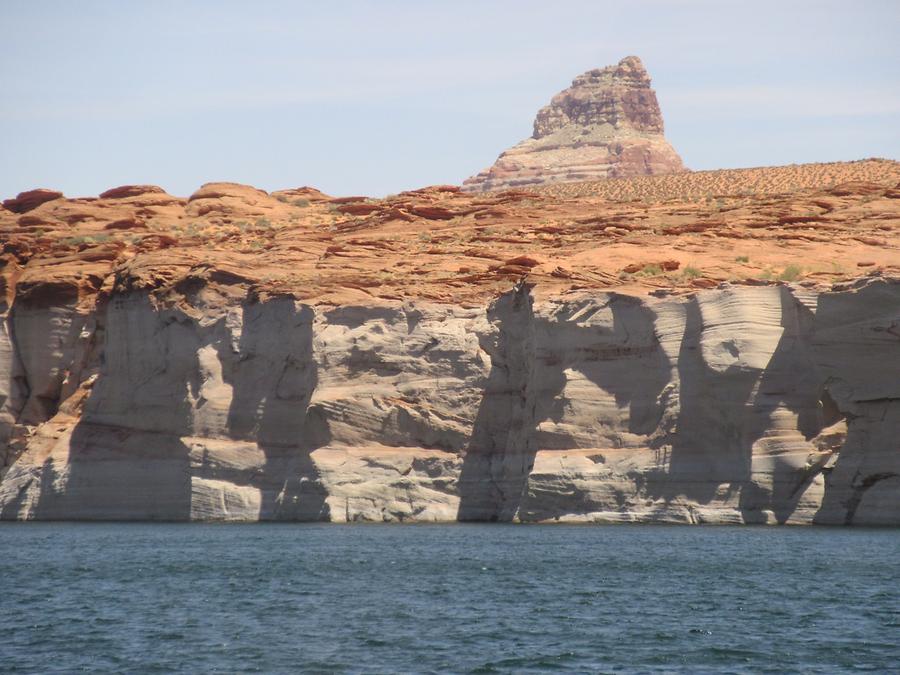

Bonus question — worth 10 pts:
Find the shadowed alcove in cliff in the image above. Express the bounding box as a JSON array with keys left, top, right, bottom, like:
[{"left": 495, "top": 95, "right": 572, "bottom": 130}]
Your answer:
[
  {"left": 647, "top": 287, "right": 839, "bottom": 523},
  {"left": 647, "top": 296, "right": 761, "bottom": 506},
  {"left": 812, "top": 279, "right": 900, "bottom": 525},
  {"left": 735, "top": 289, "right": 832, "bottom": 523},
  {"left": 457, "top": 287, "right": 671, "bottom": 521},
  {"left": 214, "top": 298, "right": 330, "bottom": 520},
  {"left": 33, "top": 294, "right": 196, "bottom": 520},
  {"left": 0, "top": 288, "right": 95, "bottom": 519},
  {"left": 6, "top": 286, "right": 85, "bottom": 427}
]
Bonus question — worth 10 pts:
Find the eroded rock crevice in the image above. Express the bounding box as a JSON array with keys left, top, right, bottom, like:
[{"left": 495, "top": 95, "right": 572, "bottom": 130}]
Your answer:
[{"left": 457, "top": 283, "right": 537, "bottom": 521}]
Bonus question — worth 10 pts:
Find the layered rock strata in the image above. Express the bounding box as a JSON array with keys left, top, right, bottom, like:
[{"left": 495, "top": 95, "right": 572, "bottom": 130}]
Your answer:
[
  {"left": 2, "top": 276, "right": 897, "bottom": 524},
  {"left": 463, "top": 56, "right": 685, "bottom": 192}
]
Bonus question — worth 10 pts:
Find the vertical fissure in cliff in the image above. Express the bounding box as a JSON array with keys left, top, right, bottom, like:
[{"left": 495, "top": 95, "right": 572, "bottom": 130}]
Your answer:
[
  {"left": 214, "top": 297, "right": 330, "bottom": 521},
  {"left": 457, "top": 283, "right": 537, "bottom": 521}
]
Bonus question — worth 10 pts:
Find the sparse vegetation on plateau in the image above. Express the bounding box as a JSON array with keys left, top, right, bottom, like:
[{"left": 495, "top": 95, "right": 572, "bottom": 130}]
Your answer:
[{"left": 681, "top": 266, "right": 702, "bottom": 280}]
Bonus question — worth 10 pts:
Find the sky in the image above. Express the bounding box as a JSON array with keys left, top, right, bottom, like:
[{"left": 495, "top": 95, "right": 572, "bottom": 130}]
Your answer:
[{"left": 1, "top": 0, "right": 898, "bottom": 199}]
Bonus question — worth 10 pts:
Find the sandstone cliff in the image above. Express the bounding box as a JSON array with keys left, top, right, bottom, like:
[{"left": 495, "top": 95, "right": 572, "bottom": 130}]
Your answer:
[
  {"left": 1, "top": 160, "right": 899, "bottom": 523},
  {"left": 463, "top": 56, "right": 685, "bottom": 192},
  {"left": 1, "top": 279, "right": 898, "bottom": 524}
]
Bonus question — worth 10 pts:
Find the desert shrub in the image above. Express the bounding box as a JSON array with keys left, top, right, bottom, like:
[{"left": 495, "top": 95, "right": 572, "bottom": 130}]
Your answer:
[
  {"left": 778, "top": 264, "right": 802, "bottom": 281},
  {"left": 292, "top": 198, "right": 310, "bottom": 207},
  {"left": 735, "top": 255, "right": 749, "bottom": 263},
  {"left": 638, "top": 264, "right": 663, "bottom": 276},
  {"left": 681, "top": 265, "right": 702, "bottom": 279}
]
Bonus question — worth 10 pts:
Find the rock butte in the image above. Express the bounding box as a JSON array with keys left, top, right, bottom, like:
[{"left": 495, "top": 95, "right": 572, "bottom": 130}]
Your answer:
[
  {"left": 1, "top": 158, "right": 900, "bottom": 523},
  {"left": 463, "top": 56, "right": 685, "bottom": 192}
]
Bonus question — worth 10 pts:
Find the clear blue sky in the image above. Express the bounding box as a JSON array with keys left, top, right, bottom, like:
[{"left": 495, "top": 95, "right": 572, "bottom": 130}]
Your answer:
[{"left": 2, "top": 0, "right": 898, "bottom": 199}]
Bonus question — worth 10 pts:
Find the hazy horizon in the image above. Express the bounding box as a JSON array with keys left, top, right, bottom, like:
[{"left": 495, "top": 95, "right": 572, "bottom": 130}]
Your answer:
[{"left": 2, "top": 0, "right": 898, "bottom": 199}]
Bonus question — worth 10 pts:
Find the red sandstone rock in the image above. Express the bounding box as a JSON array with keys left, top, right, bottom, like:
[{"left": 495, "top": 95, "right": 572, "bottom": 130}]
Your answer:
[
  {"left": 401, "top": 185, "right": 461, "bottom": 196},
  {"left": 3, "top": 189, "right": 64, "bottom": 213},
  {"left": 0, "top": 158, "right": 898, "bottom": 312},
  {"left": 505, "top": 255, "right": 542, "bottom": 268},
  {"left": 691, "top": 278, "right": 718, "bottom": 289},
  {"left": 328, "top": 196, "right": 369, "bottom": 205},
  {"left": 623, "top": 260, "right": 681, "bottom": 273},
  {"left": 336, "top": 203, "right": 381, "bottom": 216},
  {"left": 188, "top": 182, "right": 269, "bottom": 202},
  {"left": 828, "top": 181, "right": 884, "bottom": 197},
  {"left": 99, "top": 185, "right": 166, "bottom": 199},
  {"left": 16, "top": 215, "right": 56, "bottom": 228},
  {"left": 408, "top": 205, "right": 456, "bottom": 220},
  {"left": 271, "top": 186, "right": 331, "bottom": 202},
  {"left": 104, "top": 218, "right": 147, "bottom": 230}
]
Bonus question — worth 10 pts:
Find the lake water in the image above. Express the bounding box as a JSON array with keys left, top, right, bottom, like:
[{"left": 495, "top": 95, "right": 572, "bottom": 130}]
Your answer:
[{"left": 1, "top": 524, "right": 897, "bottom": 673}]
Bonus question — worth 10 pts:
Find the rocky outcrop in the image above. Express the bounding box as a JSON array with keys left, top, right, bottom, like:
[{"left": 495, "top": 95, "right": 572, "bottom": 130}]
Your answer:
[
  {"left": 2, "top": 189, "right": 64, "bottom": 214},
  {"left": 98, "top": 185, "right": 166, "bottom": 200},
  {"left": 1, "top": 275, "right": 897, "bottom": 524},
  {"left": 463, "top": 56, "right": 685, "bottom": 192}
]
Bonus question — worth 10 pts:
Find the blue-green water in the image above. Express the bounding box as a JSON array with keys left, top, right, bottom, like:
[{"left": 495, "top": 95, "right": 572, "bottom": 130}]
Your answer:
[{"left": 1, "top": 524, "right": 898, "bottom": 673}]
